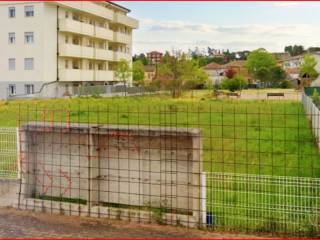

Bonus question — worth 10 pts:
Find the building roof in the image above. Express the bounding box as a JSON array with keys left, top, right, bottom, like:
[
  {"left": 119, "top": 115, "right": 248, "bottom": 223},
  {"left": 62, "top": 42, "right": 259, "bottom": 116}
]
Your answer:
[
  {"left": 144, "top": 65, "right": 156, "bottom": 72},
  {"left": 286, "top": 67, "right": 300, "bottom": 75},
  {"left": 225, "top": 60, "right": 247, "bottom": 68},
  {"left": 105, "top": 1, "right": 130, "bottom": 13},
  {"left": 203, "top": 60, "right": 247, "bottom": 70},
  {"left": 203, "top": 62, "right": 224, "bottom": 70},
  {"left": 279, "top": 54, "right": 304, "bottom": 63},
  {"left": 147, "top": 51, "right": 163, "bottom": 55}
]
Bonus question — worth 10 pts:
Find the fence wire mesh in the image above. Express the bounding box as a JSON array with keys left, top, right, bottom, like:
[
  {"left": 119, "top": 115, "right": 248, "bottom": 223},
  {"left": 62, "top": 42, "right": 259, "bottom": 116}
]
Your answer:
[
  {"left": 0, "top": 127, "right": 18, "bottom": 178},
  {"left": 0, "top": 92, "right": 318, "bottom": 237}
]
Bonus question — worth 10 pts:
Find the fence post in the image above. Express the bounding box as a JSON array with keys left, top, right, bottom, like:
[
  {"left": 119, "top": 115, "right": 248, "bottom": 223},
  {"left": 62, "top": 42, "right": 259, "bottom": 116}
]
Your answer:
[
  {"left": 16, "top": 127, "right": 20, "bottom": 179},
  {"left": 201, "top": 172, "right": 206, "bottom": 226}
]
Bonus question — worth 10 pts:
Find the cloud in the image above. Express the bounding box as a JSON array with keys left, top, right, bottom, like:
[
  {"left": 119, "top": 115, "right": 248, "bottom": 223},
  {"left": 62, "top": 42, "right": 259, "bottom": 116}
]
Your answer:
[
  {"left": 132, "top": 18, "right": 319, "bottom": 54},
  {"left": 148, "top": 21, "right": 216, "bottom": 33},
  {"left": 272, "top": 1, "right": 300, "bottom": 7}
]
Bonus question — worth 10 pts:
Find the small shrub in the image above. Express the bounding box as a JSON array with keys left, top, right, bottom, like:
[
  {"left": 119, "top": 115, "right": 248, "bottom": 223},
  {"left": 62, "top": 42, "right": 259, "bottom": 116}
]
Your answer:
[
  {"left": 279, "top": 80, "right": 292, "bottom": 89},
  {"left": 220, "top": 75, "right": 247, "bottom": 92}
]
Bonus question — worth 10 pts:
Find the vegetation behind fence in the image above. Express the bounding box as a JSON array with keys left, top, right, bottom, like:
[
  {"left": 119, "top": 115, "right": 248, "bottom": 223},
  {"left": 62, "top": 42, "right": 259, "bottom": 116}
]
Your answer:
[{"left": 0, "top": 95, "right": 319, "bottom": 236}]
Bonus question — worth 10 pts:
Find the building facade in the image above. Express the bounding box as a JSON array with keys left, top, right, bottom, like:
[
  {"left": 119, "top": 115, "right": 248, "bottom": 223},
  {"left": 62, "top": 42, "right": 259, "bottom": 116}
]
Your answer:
[
  {"left": 143, "top": 65, "right": 156, "bottom": 83},
  {"left": 279, "top": 53, "right": 320, "bottom": 87},
  {"left": 146, "top": 51, "right": 163, "bottom": 65},
  {"left": 0, "top": 1, "right": 138, "bottom": 99},
  {"left": 203, "top": 60, "right": 251, "bottom": 87}
]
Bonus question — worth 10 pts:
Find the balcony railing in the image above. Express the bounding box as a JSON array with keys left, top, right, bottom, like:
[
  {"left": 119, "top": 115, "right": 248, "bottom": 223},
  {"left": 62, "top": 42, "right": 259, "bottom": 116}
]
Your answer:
[
  {"left": 55, "top": 1, "right": 114, "bottom": 21},
  {"left": 59, "top": 69, "right": 114, "bottom": 82},
  {"left": 59, "top": 19, "right": 113, "bottom": 41},
  {"left": 113, "top": 32, "right": 131, "bottom": 44},
  {"left": 114, "top": 13, "right": 139, "bottom": 29},
  {"left": 59, "top": 44, "right": 114, "bottom": 61},
  {"left": 113, "top": 51, "right": 132, "bottom": 61}
]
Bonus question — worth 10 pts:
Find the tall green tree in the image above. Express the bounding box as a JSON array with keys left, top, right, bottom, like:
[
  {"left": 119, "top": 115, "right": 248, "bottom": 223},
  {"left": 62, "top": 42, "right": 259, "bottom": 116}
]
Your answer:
[
  {"left": 114, "top": 59, "right": 132, "bottom": 87},
  {"left": 156, "top": 53, "right": 208, "bottom": 98},
  {"left": 246, "top": 48, "right": 278, "bottom": 83},
  {"left": 284, "top": 45, "right": 305, "bottom": 56},
  {"left": 300, "top": 54, "right": 319, "bottom": 80},
  {"left": 132, "top": 60, "right": 145, "bottom": 86}
]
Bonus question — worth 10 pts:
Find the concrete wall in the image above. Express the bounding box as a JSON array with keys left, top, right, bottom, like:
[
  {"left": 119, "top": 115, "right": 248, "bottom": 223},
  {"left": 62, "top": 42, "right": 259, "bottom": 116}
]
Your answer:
[
  {"left": 19, "top": 123, "right": 204, "bottom": 226},
  {"left": 0, "top": 178, "right": 19, "bottom": 207}
]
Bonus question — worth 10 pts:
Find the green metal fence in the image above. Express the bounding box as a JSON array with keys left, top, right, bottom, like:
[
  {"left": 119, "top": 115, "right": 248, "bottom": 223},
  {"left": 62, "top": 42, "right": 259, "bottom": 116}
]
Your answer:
[{"left": 0, "top": 127, "right": 18, "bottom": 178}]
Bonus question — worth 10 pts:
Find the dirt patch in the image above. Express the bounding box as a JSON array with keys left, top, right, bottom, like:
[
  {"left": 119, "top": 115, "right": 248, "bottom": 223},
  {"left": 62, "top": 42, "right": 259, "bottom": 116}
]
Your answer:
[{"left": 0, "top": 207, "right": 266, "bottom": 238}]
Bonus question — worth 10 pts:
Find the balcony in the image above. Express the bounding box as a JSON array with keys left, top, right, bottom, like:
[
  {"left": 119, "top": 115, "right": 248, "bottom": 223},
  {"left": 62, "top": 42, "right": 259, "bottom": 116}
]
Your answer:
[
  {"left": 54, "top": 1, "right": 113, "bottom": 21},
  {"left": 113, "top": 32, "right": 131, "bottom": 45},
  {"left": 59, "top": 69, "right": 114, "bottom": 82},
  {"left": 114, "top": 52, "right": 132, "bottom": 62},
  {"left": 59, "top": 19, "right": 113, "bottom": 41},
  {"left": 114, "top": 13, "right": 139, "bottom": 29},
  {"left": 59, "top": 44, "right": 113, "bottom": 61}
]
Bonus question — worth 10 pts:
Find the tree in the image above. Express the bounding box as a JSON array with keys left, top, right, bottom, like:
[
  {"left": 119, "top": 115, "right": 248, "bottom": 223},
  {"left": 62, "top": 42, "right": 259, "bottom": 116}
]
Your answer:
[
  {"left": 300, "top": 54, "right": 319, "bottom": 80},
  {"left": 308, "top": 47, "right": 320, "bottom": 53},
  {"left": 133, "top": 53, "right": 149, "bottom": 65},
  {"left": 114, "top": 59, "right": 132, "bottom": 89},
  {"left": 221, "top": 75, "right": 247, "bottom": 92},
  {"left": 284, "top": 45, "right": 305, "bottom": 56},
  {"left": 225, "top": 68, "right": 236, "bottom": 79},
  {"left": 132, "top": 60, "right": 145, "bottom": 86},
  {"left": 156, "top": 53, "right": 208, "bottom": 98},
  {"left": 246, "top": 49, "right": 277, "bottom": 83},
  {"left": 270, "top": 66, "right": 287, "bottom": 86}
]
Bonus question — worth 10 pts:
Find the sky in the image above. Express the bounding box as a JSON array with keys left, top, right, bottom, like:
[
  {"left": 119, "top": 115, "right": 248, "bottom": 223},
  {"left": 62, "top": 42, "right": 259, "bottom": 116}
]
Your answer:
[{"left": 119, "top": 1, "right": 320, "bottom": 54}]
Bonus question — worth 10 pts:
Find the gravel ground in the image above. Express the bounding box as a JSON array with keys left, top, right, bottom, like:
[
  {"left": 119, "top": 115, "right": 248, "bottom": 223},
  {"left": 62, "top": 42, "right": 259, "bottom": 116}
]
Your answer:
[{"left": 0, "top": 207, "right": 264, "bottom": 238}]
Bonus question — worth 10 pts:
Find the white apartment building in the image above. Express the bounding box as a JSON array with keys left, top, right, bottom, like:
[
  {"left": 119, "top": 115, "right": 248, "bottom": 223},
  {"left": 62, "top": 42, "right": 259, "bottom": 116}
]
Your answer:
[{"left": 0, "top": 1, "right": 138, "bottom": 99}]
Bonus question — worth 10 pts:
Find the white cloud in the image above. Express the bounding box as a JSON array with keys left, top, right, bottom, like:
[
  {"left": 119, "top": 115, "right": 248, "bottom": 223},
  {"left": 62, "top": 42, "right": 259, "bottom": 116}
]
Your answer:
[
  {"left": 132, "top": 18, "right": 319, "bottom": 54},
  {"left": 272, "top": 1, "right": 300, "bottom": 7}
]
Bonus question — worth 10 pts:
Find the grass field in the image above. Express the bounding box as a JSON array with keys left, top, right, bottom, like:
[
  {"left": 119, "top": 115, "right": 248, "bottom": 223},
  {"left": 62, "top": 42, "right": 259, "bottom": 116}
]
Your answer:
[
  {"left": 0, "top": 91, "right": 319, "bottom": 177},
  {"left": 0, "top": 92, "right": 319, "bottom": 235}
]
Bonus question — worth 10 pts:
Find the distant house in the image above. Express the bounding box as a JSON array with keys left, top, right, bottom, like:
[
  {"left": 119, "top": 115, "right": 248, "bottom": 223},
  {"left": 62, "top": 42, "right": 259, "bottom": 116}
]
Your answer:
[
  {"left": 272, "top": 52, "right": 290, "bottom": 61},
  {"left": 203, "top": 60, "right": 251, "bottom": 86},
  {"left": 146, "top": 51, "right": 163, "bottom": 65},
  {"left": 278, "top": 53, "right": 320, "bottom": 87},
  {"left": 143, "top": 65, "right": 156, "bottom": 83},
  {"left": 202, "top": 62, "right": 226, "bottom": 86}
]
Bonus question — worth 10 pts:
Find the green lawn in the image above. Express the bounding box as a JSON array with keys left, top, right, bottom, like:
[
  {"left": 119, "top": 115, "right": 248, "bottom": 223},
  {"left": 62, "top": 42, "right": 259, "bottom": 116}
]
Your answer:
[
  {"left": 0, "top": 92, "right": 319, "bottom": 235},
  {"left": 0, "top": 92, "right": 318, "bottom": 177}
]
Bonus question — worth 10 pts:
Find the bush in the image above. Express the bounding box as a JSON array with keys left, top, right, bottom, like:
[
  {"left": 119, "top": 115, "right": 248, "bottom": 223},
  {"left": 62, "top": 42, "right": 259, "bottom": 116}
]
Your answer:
[
  {"left": 311, "top": 89, "right": 320, "bottom": 108},
  {"left": 279, "top": 80, "right": 292, "bottom": 89},
  {"left": 220, "top": 75, "right": 247, "bottom": 92}
]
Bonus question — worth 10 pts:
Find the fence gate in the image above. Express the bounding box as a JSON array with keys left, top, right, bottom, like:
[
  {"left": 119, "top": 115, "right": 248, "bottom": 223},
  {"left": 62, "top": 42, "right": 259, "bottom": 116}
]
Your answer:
[{"left": 0, "top": 127, "right": 18, "bottom": 178}]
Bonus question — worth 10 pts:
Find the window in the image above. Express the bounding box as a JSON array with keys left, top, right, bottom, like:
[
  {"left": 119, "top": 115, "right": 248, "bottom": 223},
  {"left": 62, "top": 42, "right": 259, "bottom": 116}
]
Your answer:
[
  {"left": 8, "top": 33, "right": 15, "bottom": 44},
  {"left": 89, "top": 62, "right": 93, "bottom": 70},
  {"left": 8, "top": 84, "right": 16, "bottom": 96},
  {"left": 98, "top": 63, "right": 105, "bottom": 70},
  {"left": 25, "top": 84, "right": 34, "bottom": 94},
  {"left": 25, "top": 32, "right": 34, "bottom": 44},
  {"left": 72, "top": 60, "right": 80, "bottom": 69},
  {"left": 65, "top": 60, "right": 69, "bottom": 69},
  {"left": 8, "top": 58, "right": 15, "bottom": 71},
  {"left": 25, "top": 6, "right": 34, "bottom": 17},
  {"left": 24, "top": 58, "right": 34, "bottom": 70},
  {"left": 65, "top": 36, "right": 69, "bottom": 44},
  {"left": 8, "top": 7, "right": 15, "bottom": 18},
  {"left": 65, "top": 11, "right": 69, "bottom": 18}
]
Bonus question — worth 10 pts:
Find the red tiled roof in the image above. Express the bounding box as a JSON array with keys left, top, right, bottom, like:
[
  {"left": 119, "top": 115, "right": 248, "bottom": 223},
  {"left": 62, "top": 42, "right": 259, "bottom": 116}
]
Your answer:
[
  {"left": 203, "top": 62, "right": 225, "bottom": 70},
  {"left": 225, "top": 60, "right": 247, "bottom": 68},
  {"left": 286, "top": 67, "right": 300, "bottom": 74}
]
